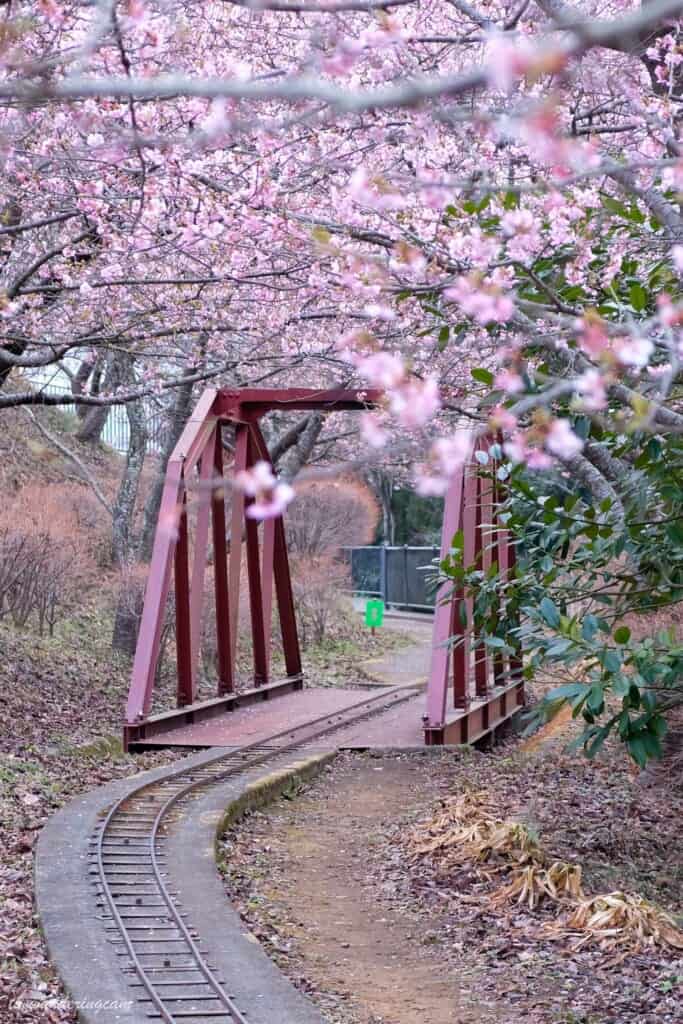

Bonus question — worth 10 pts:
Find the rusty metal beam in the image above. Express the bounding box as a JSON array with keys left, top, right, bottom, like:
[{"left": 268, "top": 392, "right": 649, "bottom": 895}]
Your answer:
[
  {"left": 123, "top": 677, "right": 304, "bottom": 750},
  {"left": 126, "top": 459, "right": 183, "bottom": 723},
  {"left": 424, "top": 681, "right": 522, "bottom": 747},
  {"left": 244, "top": 429, "right": 269, "bottom": 686},
  {"left": 227, "top": 423, "right": 248, "bottom": 685},
  {"left": 424, "top": 433, "right": 524, "bottom": 746},
  {"left": 211, "top": 430, "right": 233, "bottom": 696},
  {"left": 174, "top": 484, "right": 193, "bottom": 707},
  {"left": 170, "top": 388, "right": 220, "bottom": 474},
  {"left": 188, "top": 429, "right": 215, "bottom": 683},
  {"left": 248, "top": 419, "right": 302, "bottom": 681},
  {"left": 426, "top": 466, "right": 464, "bottom": 729},
  {"left": 217, "top": 387, "right": 381, "bottom": 421}
]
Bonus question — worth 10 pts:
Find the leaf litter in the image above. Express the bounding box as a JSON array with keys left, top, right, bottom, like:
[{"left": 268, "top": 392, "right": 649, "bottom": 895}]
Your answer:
[{"left": 220, "top": 740, "right": 683, "bottom": 1024}]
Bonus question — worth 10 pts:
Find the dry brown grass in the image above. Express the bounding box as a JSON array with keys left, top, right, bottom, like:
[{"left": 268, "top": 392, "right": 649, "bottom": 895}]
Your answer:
[
  {"left": 552, "top": 891, "right": 683, "bottom": 953},
  {"left": 408, "top": 788, "right": 683, "bottom": 953}
]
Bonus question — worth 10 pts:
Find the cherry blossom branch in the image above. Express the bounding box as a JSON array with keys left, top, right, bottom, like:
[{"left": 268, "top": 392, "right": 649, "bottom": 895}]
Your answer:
[
  {"left": 445, "top": 0, "right": 492, "bottom": 29},
  {"left": 608, "top": 167, "right": 683, "bottom": 240},
  {"left": 223, "top": 0, "right": 418, "bottom": 10},
  {"left": 509, "top": 309, "right": 683, "bottom": 431},
  {"left": 535, "top": 0, "right": 655, "bottom": 56},
  {"left": 559, "top": 452, "right": 626, "bottom": 526},
  {"left": 0, "top": 362, "right": 239, "bottom": 411},
  {"left": 0, "top": 346, "right": 74, "bottom": 370},
  {"left": 14, "top": 259, "right": 316, "bottom": 295},
  {"left": 0, "top": 211, "right": 79, "bottom": 237},
  {"left": 7, "top": 230, "right": 93, "bottom": 299},
  {"left": 5, "top": 0, "right": 683, "bottom": 111}
]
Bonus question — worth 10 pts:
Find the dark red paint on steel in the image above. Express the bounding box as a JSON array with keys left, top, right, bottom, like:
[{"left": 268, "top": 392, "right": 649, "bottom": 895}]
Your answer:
[
  {"left": 124, "top": 387, "right": 381, "bottom": 749},
  {"left": 249, "top": 419, "right": 302, "bottom": 680},
  {"left": 125, "top": 388, "right": 523, "bottom": 752},
  {"left": 424, "top": 434, "right": 524, "bottom": 745},
  {"left": 174, "top": 488, "right": 193, "bottom": 708},
  {"left": 244, "top": 436, "right": 269, "bottom": 687},
  {"left": 211, "top": 432, "right": 233, "bottom": 696}
]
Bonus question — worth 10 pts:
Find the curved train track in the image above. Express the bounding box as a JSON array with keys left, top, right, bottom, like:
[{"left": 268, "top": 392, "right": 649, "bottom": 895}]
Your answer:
[{"left": 89, "top": 688, "right": 415, "bottom": 1024}]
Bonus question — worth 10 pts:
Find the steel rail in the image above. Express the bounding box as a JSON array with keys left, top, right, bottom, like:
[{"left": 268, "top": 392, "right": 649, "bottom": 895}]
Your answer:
[{"left": 94, "top": 686, "right": 417, "bottom": 1023}]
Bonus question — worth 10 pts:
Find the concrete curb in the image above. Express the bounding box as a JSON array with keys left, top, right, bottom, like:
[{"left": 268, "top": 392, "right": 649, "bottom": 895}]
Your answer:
[
  {"left": 215, "top": 751, "right": 337, "bottom": 835},
  {"left": 34, "top": 746, "right": 336, "bottom": 1024}
]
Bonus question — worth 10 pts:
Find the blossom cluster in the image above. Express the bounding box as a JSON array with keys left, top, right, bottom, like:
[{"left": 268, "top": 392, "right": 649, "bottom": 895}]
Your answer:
[{"left": 0, "top": 0, "right": 681, "bottom": 513}]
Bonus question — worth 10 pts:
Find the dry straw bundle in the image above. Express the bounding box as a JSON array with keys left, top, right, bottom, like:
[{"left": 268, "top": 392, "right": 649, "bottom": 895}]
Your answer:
[
  {"left": 557, "top": 892, "right": 683, "bottom": 953},
  {"left": 408, "top": 789, "right": 683, "bottom": 953}
]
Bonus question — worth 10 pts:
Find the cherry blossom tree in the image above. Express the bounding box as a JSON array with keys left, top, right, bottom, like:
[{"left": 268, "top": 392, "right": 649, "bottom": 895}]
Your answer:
[
  {"left": 1, "top": 0, "right": 682, "bottom": 757},
  {"left": 0, "top": 1, "right": 679, "bottom": 458}
]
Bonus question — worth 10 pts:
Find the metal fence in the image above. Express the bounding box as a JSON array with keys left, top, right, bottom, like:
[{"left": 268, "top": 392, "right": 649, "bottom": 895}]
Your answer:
[
  {"left": 343, "top": 545, "right": 441, "bottom": 612},
  {"left": 28, "top": 379, "right": 165, "bottom": 454}
]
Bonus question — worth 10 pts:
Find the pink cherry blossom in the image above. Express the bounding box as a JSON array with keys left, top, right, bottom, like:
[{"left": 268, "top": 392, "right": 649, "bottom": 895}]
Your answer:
[
  {"left": 657, "top": 293, "right": 682, "bottom": 326},
  {"left": 489, "top": 405, "right": 518, "bottom": 432},
  {"left": 39, "top": 0, "right": 65, "bottom": 25},
  {"left": 576, "top": 369, "right": 607, "bottom": 411},
  {"left": 235, "top": 461, "right": 276, "bottom": 497},
  {"left": 363, "top": 302, "right": 396, "bottom": 321},
  {"left": 494, "top": 369, "right": 524, "bottom": 394},
  {"left": 246, "top": 485, "right": 295, "bottom": 520},
  {"left": 416, "top": 431, "right": 472, "bottom": 496},
  {"left": 578, "top": 318, "right": 610, "bottom": 359},
  {"left": 445, "top": 277, "right": 515, "bottom": 325},
  {"left": 503, "top": 432, "right": 531, "bottom": 465},
  {"left": 485, "top": 33, "right": 535, "bottom": 93},
  {"left": 354, "top": 351, "right": 405, "bottom": 389},
  {"left": 360, "top": 412, "right": 389, "bottom": 449},
  {"left": 614, "top": 337, "right": 654, "bottom": 369},
  {"left": 546, "top": 419, "right": 584, "bottom": 459},
  {"left": 235, "top": 461, "right": 295, "bottom": 520},
  {"left": 389, "top": 376, "right": 441, "bottom": 428},
  {"left": 0, "top": 0, "right": 678, "bottom": 496},
  {"left": 663, "top": 162, "right": 683, "bottom": 189},
  {"left": 526, "top": 448, "right": 553, "bottom": 470}
]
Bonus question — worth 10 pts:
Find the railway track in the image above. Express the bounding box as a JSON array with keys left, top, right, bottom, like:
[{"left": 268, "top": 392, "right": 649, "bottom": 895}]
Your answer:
[{"left": 89, "top": 687, "right": 416, "bottom": 1024}]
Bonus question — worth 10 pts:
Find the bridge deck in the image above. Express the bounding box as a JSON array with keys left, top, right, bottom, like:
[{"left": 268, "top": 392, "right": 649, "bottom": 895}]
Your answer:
[
  {"left": 131, "top": 686, "right": 422, "bottom": 750},
  {"left": 126, "top": 680, "right": 522, "bottom": 752}
]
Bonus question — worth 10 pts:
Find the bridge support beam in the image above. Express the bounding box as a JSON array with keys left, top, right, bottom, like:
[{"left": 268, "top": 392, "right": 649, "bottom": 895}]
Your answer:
[
  {"left": 424, "top": 435, "right": 524, "bottom": 746},
  {"left": 124, "top": 387, "right": 380, "bottom": 750}
]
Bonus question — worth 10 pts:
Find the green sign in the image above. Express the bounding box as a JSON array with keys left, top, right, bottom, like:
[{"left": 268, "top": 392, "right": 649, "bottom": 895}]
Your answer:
[{"left": 365, "top": 599, "right": 385, "bottom": 628}]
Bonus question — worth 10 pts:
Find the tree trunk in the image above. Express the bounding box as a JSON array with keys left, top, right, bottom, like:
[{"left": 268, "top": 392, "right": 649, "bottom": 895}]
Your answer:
[
  {"left": 370, "top": 470, "right": 395, "bottom": 545},
  {"left": 111, "top": 580, "right": 145, "bottom": 658},
  {"left": 111, "top": 363, "right": 148, "bottom": 656},
  {"left": 71, "top": 355, "right": 97, "bottom": 421},
  {"left": 137, "top": 375, "right": 195, "bottom": 562},
  {"left": 76, "top": 351, "right": 121, "bottom": 444},
  {"left": 279, "top": 412, "right": 324, "bottom": 481},
  {"left": 111, "top": 392, "right": 147, "bottom": 568}
]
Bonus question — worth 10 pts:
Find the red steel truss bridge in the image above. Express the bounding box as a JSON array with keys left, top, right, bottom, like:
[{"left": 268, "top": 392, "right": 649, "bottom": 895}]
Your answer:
[{"left": 123, "top": 388, "right": 524, "bottom": 753}]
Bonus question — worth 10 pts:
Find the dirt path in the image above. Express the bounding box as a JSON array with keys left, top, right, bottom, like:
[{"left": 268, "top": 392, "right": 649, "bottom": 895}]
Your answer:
[
  {"left": 272, "top": 760, "right": 496, "bottom": 1024},
  {"left": 359, "top": 615, "right": 434, "bottom": 688},
  {"left": 221, "top": 756, "right": 501, "bottom": 1024},
  {"left": 220, "top": 748, "right": 683, "bottom": 1024}
]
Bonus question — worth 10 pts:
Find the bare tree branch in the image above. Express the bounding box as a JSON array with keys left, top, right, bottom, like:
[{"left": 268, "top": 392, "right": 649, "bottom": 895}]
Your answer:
[
  {"left": 23, "top": 407, "right": 113, "bottom": 514},
  {"left": 0, "top": 211, "right": 79, "bottom": 237}
]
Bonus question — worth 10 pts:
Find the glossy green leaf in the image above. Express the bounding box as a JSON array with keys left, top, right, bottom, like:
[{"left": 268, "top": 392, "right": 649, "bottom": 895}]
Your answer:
[
  {"left": 471, "top": 367, "right": 494, "bottom": 385},
  {"left": 538, "top": 597, "right": 560, "bottom": 628}
]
